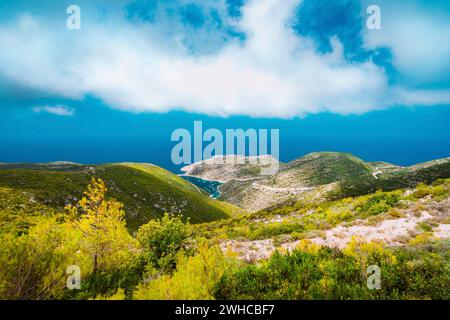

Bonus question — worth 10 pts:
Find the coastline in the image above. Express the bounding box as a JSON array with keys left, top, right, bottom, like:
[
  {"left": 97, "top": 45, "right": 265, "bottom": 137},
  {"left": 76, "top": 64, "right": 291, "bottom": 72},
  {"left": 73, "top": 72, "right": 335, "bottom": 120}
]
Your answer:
[
  {"left": 178, "top": 173, "right": 224, "bottom": 199},
  {"left": 178, "top": 173, "right": 227, "bottom": 184}
]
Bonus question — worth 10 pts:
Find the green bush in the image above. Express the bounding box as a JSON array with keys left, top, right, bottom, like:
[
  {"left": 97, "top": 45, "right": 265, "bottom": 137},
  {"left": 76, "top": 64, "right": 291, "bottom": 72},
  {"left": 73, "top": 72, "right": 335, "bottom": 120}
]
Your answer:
[
  {"left": 0, "top": 218, "right": 70, "bottom": 299},
  {"left": 214, "top": 240, "right": 450, "bottom": 300},
  {"left": 249, "top": 222, "right": 304, "bottom": 240},
  {"left": 358, "top": 192, "right": 399, "bottom": 216},
  {"left": 137, "top": 213, "right": 192, "bottom": 274},
  {"left": 412, "top": 183, "right": 431, "bottom": 199},
  {"left": 64, "top": 256, "right": 145, "bottom": 300},
  {"left": 134, "top": 243, "right": 237, "bottom": 300}
]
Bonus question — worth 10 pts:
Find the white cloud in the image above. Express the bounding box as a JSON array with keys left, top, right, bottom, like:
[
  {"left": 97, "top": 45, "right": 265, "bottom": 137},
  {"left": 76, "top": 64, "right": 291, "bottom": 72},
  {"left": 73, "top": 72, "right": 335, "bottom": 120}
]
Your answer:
[
  {"left": 362, "top": 0, "right": 450, "bottom": 85},
  {"left": 32, "top": 105, "right": 75, "bottom": 116},
  {"left": 0, "top": 0, "right": 449, "bottom": 118}
]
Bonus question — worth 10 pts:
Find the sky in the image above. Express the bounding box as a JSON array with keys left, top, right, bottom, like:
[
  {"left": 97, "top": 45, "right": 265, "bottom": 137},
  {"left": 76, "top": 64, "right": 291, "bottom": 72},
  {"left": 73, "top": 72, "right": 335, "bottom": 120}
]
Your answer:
[{"left": 0, "top": 0, "right": 449, "bottom": 171}]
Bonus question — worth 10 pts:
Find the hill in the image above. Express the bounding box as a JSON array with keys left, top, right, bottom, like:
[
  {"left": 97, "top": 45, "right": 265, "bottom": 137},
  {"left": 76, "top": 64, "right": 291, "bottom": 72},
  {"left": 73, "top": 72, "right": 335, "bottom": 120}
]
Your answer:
[
  {"left": 1, "top": 157, "right": 449, "bottom": 300},
  {"left": 334, "top": 157, "right": 450, "bottom": 199},
  {"left": 183, "top": 152, "right": 450, "bottom": 211},
  {"left": 0, "top": 162, "right": 242, "bottom": 231}
]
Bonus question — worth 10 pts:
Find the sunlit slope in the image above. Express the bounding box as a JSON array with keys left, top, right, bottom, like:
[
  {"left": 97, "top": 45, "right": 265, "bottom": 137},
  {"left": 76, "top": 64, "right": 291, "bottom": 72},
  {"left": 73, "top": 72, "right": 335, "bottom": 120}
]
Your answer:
[
  {"left": 272, "top": 152, "right": 373, "bottom": 187},
  {"left": 213, "top": 152, "right": 450, "bottom": 211},
  {"left": 0, "top": 163, "right": 242, "bottom": 231},
  {"left": 335, "top": 157, "right": 450, "bottom": 198}
]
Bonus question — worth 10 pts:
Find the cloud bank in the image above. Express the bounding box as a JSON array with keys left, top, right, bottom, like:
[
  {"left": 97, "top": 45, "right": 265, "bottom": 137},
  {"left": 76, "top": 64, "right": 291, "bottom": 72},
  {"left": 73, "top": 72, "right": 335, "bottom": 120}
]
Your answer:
[{"left": 0, "top": 0, "right": 449, "bottom": 118}]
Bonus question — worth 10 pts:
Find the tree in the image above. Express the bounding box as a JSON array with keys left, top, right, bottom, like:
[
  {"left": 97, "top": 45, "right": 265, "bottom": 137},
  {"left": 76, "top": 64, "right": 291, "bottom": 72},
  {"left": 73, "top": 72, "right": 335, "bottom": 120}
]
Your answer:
[{"left": 67, "top": 178, "right": 136, "bottom": 274}]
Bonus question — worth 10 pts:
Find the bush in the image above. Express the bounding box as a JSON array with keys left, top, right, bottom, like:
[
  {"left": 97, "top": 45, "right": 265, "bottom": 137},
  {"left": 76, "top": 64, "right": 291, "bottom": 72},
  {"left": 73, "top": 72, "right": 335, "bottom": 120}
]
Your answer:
[
  {"left": 0, "top": 217, "right": 71, "bottom": 299},
  {"left": 137, "top": 213, "right": 191, "bottom": 274},
  {"left": 430, "top": 185, "right": 447, "bottom": 197},
  {"left": 134, "top": 242, "right": 237, "bottom": 300},
  {"left": 358, "top": 191, "right": 399, "bottom": 216},
  {"left": 214, "top": 239, "right": 449, "bottom": 300},
  {"left": 0, "top": 178, "right": 138, "bottom": 300},
  {"left": 412, "top": 183, "right": 431, "bottom": 199},
  {"left": 64, "top": 256, "right": 145, "bottom": 300},
  {"left": 66, "top": 178, "right": 137, "bottom": 274},
  {"left": 248, "top": 222, "right": 303, "bottom": 240}
]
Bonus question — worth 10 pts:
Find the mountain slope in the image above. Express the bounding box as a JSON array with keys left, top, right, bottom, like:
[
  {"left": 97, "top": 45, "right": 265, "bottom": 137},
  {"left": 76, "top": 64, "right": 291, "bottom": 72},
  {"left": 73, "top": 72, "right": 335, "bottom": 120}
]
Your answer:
[
  {"left": 335, "top": 157, "right": 450, "bottom": 198},
  {"left": 214, "top": 152, "right": 379, "bottom": 211},
  {"left": 269, "top": 152, "right": 372, "bottom": 187},
  {"left": 181, "top": 155, "right": 278, "bottom": 182},
  {"left": 184, "top": 152, "right": 450, "bottom": 212},
  {"left": 0, "top": 163, "right": 242, "bottom": 231}
]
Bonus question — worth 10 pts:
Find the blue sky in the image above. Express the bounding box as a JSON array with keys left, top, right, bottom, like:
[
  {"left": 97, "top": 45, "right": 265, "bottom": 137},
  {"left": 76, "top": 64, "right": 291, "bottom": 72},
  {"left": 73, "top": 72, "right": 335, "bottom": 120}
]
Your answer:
[{"left": 0, "top": 0, "right": 449, "bottom": 169}]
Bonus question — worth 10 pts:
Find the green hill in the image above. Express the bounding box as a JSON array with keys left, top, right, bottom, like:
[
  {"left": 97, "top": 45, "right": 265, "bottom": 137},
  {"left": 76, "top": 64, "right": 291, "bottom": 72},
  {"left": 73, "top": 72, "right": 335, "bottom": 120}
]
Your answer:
[
  {"left": 335, "top": 157, "right": 450, "bottom": 198},
  {"left": 0, "top": 163, "right": 242, "bottom": 231},
  {"left": 0, "top": 186, "right": 59, "bottom": 234},
  {"left": 188, "top": 152, "right": 450, "bottom": 212},
  {"left": 274, "top": 152, "right": 373, "bottom": 187}
]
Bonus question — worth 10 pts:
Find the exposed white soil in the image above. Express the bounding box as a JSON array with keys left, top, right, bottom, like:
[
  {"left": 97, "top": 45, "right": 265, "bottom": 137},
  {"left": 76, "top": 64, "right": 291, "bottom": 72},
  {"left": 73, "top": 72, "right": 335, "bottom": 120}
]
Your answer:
[
  {"left": 253, "top": 215, "right": 286, "bottom": 224},
  {"left": 305, "top": 211, "right": 433, "bottom": 249},
  {"left": 250, "top": 182, "right": 313, "bottom": 194},
  {"left": 219, "top": 239, "right": 275, "bottom": 262},
  {"left": 434, "top": 224, "right": 450, "bottom": 238},
  {"left": 221, "top": 197, "right": 450, "bottom": 261}
]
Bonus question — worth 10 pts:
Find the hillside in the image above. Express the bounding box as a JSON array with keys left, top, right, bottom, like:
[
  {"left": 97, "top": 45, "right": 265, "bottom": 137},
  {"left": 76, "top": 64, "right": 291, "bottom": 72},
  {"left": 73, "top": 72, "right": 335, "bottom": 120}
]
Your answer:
[
  {"left": 195, "top": 178, "right": 450, "bottom": 262},
  {"left": 335, "top": 157, "right": 450, "bottom": 199},
  {"left": 183, "top": 152, "right": 450, "bottom": 212},
  {"left": 1, "top": 159, "right": 449, "bottom": 301},
  {"left": 180, "top": 155, "right": 278, "bottom": 182},
  {"left": 0, "top": 162, "right": 242, "bottom": 231}
]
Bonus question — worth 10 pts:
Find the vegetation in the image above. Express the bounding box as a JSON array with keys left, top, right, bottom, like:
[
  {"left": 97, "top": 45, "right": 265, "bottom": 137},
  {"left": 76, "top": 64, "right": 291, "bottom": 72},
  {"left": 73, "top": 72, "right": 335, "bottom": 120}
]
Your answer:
[
  {"left": 284, "top": 152, "right": 373, "bottom": 186},
  {"left": 192, "top": 180, "right": 450, "bottom": 243},
  {"left": 0, "top": 163, "right": 241, "bottom": 231},
  {"left": 214, "top": 238, "right": 450, "bottom": 300},
  {"left": 204, "top": 152, "right": 450, "bottom": 212},
  {"left": 333, "top": 159, "right": 450, "bottom": 199},
  {"left": 0, "top": 161, "right": 449, "bottom": 300},
  {"left": 137, "top": 213, "right": 192, "bottom": 274},
  {"left": 134, "top": 242, "right": 238, "bottom": 300}
]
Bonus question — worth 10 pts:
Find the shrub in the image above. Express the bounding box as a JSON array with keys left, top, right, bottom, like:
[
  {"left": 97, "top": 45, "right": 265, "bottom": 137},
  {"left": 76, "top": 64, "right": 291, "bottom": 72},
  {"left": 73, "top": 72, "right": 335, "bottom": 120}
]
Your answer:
[
  {"left": 417, "top": 222, "right": 433, "bottom": 233},
  {"left": 65, "top": 255, "right": 145, "bottom": 300},
  {"left": 214, "top": 239, "right": 449, "bottom": 300},
  {"left": 409, "top": 232, "right": 435, "bottom": 246},
  {"left": 93, "top": 288, "right": 126, "bottom": 300},
  {"left": 248, "top": 222, "right": 303, "bottom": 240},
  {"left": 0, "top": 179, "right": 138, "bottom": 300},
  {"left": 137, "top": 213, "right": 192, "bottom": 274},
  {"left": 134, "top": 242, "right": 237, "bottom": 300},
  {"left": 412, "top": 183, "right": 431, "bottom": 199},
  {"left": 325, "top": 209, "right": 353, "bottom": 225},
  {"left": 358, "top": 191, "right": 399, "bottom": 216},
  {"left": 0, "top": 217, "right": 71, "bottom": 299},
  {"left": 430, "top": 185, "right": 447, "bottom": 198}
]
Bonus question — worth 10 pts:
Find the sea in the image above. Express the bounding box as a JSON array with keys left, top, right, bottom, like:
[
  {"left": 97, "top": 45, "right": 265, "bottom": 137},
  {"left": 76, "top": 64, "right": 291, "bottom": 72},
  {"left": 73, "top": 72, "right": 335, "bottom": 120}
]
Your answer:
[{"left": 181, "top": 175, "right": 223, "bottom": 199}]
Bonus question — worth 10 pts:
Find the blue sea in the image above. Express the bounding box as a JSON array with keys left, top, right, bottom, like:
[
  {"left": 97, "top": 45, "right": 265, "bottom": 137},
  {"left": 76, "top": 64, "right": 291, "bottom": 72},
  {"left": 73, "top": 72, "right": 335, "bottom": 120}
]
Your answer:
[
  {"left": 1, "top": 96, "right": 449, "bottom": 175},
  {"left": 181, "top": 176, "right": 222, "bottom": 199}
]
